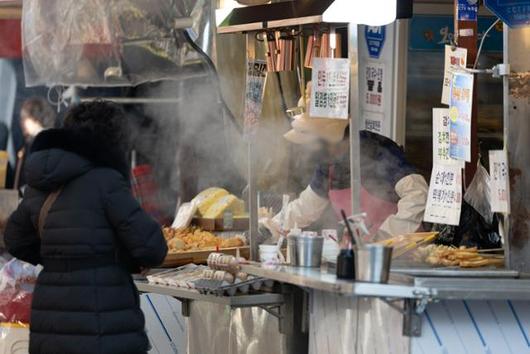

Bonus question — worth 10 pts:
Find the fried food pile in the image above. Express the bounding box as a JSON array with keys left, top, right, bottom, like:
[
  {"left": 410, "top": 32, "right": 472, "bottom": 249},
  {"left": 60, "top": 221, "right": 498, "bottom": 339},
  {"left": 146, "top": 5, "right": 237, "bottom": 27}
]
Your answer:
[
  {"left": 414, "top": 245, "right": 504, "bottom": 268},
  {"left": 163, "top": 227, "right": 246, "bottom": 253}
]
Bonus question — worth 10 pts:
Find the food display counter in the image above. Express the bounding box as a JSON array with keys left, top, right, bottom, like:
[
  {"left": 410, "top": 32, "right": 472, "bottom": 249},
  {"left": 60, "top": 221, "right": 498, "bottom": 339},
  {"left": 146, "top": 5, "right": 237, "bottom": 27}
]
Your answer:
[{"left": 238, "top": 264, "right": 530, "bottom": 353}]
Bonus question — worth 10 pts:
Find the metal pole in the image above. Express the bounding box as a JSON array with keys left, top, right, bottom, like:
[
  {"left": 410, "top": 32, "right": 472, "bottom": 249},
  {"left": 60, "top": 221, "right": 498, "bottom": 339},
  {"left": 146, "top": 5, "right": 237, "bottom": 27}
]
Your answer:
[
  {"left": 246, "top": 33, "right": 259, "bottom": 261},
  {"left": 348, "top": 23, "right": 361, "bottom": 215},
  {"left": 502, "top": 23, "right": 510, "bottom": 268}
]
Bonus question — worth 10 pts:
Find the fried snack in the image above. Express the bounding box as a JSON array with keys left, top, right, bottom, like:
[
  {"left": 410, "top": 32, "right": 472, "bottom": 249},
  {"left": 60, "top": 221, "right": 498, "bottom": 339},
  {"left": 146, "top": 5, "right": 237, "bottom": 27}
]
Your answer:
[
  {"left": 163, "top": 227, "right": 247, "bottom": 254},
  {"left": 417, "top": 244, "right": 504, "bottom": 268}
]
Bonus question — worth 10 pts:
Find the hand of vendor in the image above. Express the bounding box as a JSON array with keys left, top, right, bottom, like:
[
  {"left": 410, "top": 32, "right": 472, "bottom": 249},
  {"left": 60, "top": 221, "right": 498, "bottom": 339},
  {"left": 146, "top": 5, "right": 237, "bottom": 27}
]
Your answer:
[{"left": 258, "top": 217, "right": 283, "bottom": 242}]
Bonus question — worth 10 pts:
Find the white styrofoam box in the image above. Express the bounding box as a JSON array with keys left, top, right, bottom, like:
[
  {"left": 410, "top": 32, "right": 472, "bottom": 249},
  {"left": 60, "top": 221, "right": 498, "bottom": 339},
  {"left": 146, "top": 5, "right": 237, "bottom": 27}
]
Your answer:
[
  {"left": 0, "top": 323, "right": 29, "bottom": 354},
  {"left": 412, "top": 300, "right": 530, "bottom": 354},
  {"left": 141, "top": 293, "right": 188, "bottom": 354}
]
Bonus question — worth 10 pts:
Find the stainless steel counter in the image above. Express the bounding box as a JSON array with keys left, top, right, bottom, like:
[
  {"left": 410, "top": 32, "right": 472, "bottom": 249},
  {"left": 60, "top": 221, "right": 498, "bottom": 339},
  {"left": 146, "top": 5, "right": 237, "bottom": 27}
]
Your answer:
[{"left": 241, "top": 264, "right": 530, "bottom": 301}]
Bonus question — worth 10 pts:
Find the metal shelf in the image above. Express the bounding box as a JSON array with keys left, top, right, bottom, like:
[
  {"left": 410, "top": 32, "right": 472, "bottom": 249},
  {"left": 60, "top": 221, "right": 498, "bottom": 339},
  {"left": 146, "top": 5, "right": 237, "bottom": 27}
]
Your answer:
[
  {"left": 136, "top": 281, "right": 284, "bottom": 307},
  {"left": 241, "top": 264, "right": 530, "bottom": 301},
  {"left": 240, "top": 264, "right": 433, "bottom": 299},
  {"left": 413, "top": 277, "right": 530, "bottom": 301}
]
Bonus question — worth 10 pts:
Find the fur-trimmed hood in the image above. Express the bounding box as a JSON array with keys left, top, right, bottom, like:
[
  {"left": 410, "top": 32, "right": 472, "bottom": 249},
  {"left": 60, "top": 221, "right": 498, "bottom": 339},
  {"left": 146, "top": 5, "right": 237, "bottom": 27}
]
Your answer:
[{"left": 25, "top": 128, "right": 129, "bottom": 191}]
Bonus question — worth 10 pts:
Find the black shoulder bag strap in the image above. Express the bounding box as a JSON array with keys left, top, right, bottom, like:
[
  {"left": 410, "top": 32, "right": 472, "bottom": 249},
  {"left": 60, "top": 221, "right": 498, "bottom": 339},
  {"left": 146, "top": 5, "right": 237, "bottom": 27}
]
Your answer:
[{"left": 38, "top": 188, "right": 63, "bottom": 238}]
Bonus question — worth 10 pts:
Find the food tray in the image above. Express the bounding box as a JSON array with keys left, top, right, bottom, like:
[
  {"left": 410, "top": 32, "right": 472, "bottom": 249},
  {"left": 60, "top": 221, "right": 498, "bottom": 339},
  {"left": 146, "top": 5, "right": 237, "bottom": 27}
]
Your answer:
[
  {"left": 162, "top": 246, "right": 250, "bottom": 267},
  {"left": 194, "top": 277, "right": 275, "bottom": 296}
]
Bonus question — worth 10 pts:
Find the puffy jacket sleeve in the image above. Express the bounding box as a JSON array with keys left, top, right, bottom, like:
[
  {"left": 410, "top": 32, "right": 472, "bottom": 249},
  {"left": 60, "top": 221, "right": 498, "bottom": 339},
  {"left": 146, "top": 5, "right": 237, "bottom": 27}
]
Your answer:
[
  {"left": 5, "top": 198, "right": 41, "bottom": 265},
  {"left": 378, "top": 174, "right": 429, "bottom": 238},
  {"left": 103, "top": 172, "right": 167, "bottom": 268}
]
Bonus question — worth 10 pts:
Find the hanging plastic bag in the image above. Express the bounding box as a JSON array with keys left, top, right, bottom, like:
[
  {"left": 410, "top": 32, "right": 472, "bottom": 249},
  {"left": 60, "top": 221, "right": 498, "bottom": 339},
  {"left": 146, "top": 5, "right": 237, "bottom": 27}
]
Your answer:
[
  {"left": 0, "top": 257, "right": 41, "bottom": 353},
  {"left": 432, "top": 201, "right": 502, "bottom": 249},
  {"left": 464, "top": 160, "right": 493, "bottom": 224}
]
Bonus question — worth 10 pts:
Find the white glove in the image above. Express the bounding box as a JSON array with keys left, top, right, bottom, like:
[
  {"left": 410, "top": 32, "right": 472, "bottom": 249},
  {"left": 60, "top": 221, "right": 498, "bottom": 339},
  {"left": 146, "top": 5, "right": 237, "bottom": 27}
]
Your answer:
[
  {"left": 378, "top": 174, "right": 429, "bottom": 238},
  {"left": 272, "top": 185, "right": 329, "bottom": 230}
]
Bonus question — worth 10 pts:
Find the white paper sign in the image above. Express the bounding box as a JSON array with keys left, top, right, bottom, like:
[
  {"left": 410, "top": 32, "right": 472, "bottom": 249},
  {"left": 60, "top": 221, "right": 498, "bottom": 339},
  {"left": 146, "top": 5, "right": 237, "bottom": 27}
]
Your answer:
[
  {"left": 424, "top": 164, "right": 463, "bottom": 225},
  {"left": 489, "top": 150, "right": 510, "bottom": 213},
  {"left": 310, "top": 58, "right": 350, "bottom": 119},
  {"left": 364, "top": 111, "right": 384, "bottom": 134},
  {"left": 363, "top": 62, "right": 385, "bottom": 113},
  {"left": 243, "top": 60, "right": 267, "bottom": 138},
  {"left": 442, "top": 45, "right": 467, "bottom": 105},
  {"left": 433, "top": 108, "right": 464, "bottom": 167}
]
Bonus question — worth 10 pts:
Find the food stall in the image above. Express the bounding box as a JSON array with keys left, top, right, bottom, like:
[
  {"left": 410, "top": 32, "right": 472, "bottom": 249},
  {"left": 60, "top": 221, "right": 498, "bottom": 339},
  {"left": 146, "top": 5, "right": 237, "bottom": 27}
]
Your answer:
[{"left": 11, "top": 0, "right": 530, "bottom": 353}]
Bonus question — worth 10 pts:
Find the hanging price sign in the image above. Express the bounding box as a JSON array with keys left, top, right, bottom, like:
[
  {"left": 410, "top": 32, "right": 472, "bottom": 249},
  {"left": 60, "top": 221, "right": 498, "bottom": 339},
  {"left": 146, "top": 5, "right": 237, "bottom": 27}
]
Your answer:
[
  {"left": 489, "top": 150, "right": 510, "bottom": 213},
  {"left": 424, "top": 164, "right": 463, "bottom": 225}
]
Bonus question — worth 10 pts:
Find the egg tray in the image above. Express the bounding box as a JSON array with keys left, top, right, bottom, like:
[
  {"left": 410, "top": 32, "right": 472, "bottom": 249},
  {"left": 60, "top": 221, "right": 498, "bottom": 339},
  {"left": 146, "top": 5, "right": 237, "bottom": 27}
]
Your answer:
[{"left": 193, "top": 277, "right": 274, "bottom": 297}]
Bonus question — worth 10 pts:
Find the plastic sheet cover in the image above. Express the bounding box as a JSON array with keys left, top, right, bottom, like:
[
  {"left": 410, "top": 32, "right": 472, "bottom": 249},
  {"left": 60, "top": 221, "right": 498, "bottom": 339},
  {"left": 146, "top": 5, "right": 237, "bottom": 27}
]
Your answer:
[
  {"left": 187, "top": 301, "right": 286, "bottom": 354},
  {"left": 22, "top": 0, "right": 214, "bottom": 87}
]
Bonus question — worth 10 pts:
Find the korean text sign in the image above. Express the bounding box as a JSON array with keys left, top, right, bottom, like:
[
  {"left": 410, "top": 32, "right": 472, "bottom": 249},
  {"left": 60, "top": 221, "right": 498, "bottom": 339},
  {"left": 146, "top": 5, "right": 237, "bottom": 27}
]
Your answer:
[
  {"left": 433, "top": 108, "right": 465, "bottom": 167},
  {"left": 424, "top": 164, "right": 463, "bottom": 225},
  {"left": 489, "top": 150, "right": 510, "bottom": 213},
  {"left": 310, "top": 58, "right": 350, "bottom": 119},
  {"left": 449, "top": 72, "right": 474, "bottom": 162},
  {"left": 243, "top": 60, "right": 267, "bottom": 138}
]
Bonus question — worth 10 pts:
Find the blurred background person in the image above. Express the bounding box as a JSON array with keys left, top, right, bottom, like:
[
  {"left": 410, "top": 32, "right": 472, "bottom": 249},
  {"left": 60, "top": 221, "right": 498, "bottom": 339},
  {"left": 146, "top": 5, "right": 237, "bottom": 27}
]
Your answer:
[{"left": 13, "top": 97, "right": 56, "bottom": 192}]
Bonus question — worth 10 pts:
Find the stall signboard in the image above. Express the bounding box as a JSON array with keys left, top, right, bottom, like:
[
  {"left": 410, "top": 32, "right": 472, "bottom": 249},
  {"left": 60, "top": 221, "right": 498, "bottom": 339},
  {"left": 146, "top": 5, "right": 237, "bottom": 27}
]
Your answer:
[
  {"left": 489, "top": 150, "right": 511, "bottom": 213},
  {"left": 449, "top": 72, "right": 474, "bottom": 162},
  {"left": 433, "top": 108, "right": 465, "bottom": 167},
  {"left": 485, "top": 0, "right": 530, "bottom": 28},
  {"left": 424, "top": 164, "right": 463, "bottom": 225},
  {"left": 457, "top": 0, "right": 479, "bottom": 21},
  {"left": 243, "top": 60, "right": 267, "bottom": 138},
  {"left": 442, "top": 45, "right": 467, "bottom": 105},
  {"left": 409, "top": 16, "right": 503, "bottom": 52},
  {"left": 365, "top": 26, "right": 386, "bottom": 59},
  {"left": 310, "top": 58, "right": 350, "bottom": 119}
]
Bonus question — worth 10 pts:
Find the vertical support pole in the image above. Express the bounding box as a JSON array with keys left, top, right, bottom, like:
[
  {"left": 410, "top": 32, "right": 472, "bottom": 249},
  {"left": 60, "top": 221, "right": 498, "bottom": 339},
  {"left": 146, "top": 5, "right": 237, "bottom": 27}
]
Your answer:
[
  {"left": 348, "top": 24, "right": 361, "bottom": 215},
  {"left": 246, "top": 33, "right": 259, "bottom": 261},
  {"left": 502, "top": 24, "right": 511, "bottom": 267},
  {"left": 391, "top": 20, "right": 409, "bottom": 147},
  {"left": 454, "top": 0, "right": 478, "bottom": 186},
  {"left": 506, "top": 26, "right": 530, "bottom": 272}
]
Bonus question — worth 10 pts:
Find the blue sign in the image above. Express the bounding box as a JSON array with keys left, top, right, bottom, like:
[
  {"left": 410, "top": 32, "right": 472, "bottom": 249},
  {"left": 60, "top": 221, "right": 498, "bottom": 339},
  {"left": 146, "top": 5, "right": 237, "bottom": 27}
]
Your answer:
[
  {"left": 485, "top": 0, "right": 530, "bottom": 28},
  {"left": 365, "top": 26, "right": 386, "bottom": 59},
  {"left": 409, "top": 16, "right": 503, "bottom": 52},
  {"left": 457, "top": 0, "right": 478, "bottom": 21}
]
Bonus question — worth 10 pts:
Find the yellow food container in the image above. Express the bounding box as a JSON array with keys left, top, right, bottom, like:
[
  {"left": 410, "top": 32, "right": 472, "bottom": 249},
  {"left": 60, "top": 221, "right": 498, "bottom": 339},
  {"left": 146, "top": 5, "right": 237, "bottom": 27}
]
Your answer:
[{"left": 0, "top": 151, "right": 8, "bottom": 189}]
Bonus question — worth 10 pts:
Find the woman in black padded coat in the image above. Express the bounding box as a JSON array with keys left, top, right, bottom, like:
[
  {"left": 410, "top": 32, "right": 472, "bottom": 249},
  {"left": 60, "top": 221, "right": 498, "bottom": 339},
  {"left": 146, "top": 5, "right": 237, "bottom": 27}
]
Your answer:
[{"left": 5, "top": 101, "right": 168, "bottom": 354}]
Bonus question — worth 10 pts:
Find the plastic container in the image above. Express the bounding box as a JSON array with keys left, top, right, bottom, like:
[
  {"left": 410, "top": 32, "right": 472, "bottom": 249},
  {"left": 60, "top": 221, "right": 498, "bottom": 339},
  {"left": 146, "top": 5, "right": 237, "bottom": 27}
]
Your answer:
[{"left": 259, "top": 244, "right": 279, "bottom": 263}]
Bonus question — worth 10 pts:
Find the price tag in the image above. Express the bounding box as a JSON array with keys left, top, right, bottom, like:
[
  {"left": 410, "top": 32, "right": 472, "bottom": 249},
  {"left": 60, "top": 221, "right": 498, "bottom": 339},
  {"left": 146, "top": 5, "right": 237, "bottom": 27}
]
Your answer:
[
  {"left": 310, "top": 58, "right": 350, "bottom": 119},
  {"left": 449, "top": 71, "right": 474, "bottom": 162},
  {"left": 364, "top": 111, "right": 384, "bottom": 134},
  {"left": 243, "top": 60, "right": 267, "bottom": 138},
  {"left": 441, "top": 45, "right": 467, "bottom": 105},
  {"left": 424, "top": 164, "right": 463, "bottom": 226},
  {"left": 363, "top": 62, "right": 385, "bottom": 114},
  {"left": 433, "top": 108, "right": 464, "bottom": 167},
  {"left": 489, "top": 150, "right": 510, "bottom": 213}
]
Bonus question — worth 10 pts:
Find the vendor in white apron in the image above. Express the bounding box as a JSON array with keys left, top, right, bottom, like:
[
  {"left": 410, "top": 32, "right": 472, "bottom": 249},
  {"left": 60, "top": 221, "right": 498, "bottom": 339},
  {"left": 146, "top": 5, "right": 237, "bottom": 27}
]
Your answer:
[{"left": 270, "top": 89, "right": 428, "bottom": 239}]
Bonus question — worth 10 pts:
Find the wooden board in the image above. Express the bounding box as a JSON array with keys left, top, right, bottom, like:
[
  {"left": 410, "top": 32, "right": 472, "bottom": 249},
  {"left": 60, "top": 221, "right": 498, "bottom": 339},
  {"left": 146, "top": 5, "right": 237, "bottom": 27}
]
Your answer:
[{"left": 162, "top": 246, "right": 250, "bottom": 268}]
